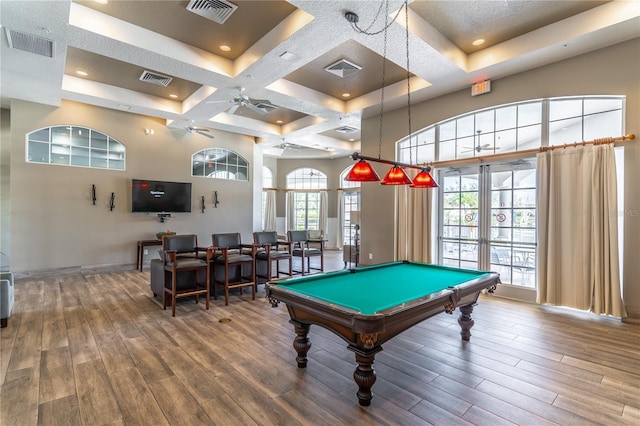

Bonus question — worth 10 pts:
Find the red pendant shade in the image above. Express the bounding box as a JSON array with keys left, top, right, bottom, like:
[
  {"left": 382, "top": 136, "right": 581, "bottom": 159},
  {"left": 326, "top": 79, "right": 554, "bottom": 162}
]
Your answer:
[
  {"left": 410, "top": 169, "right": 438, "bottom": 188},
  {"left": 345, "top": 160, "right": 381, "bottom": 182},
  {"left": 380, "top": 166, "right": 412, "bottom": 185}
]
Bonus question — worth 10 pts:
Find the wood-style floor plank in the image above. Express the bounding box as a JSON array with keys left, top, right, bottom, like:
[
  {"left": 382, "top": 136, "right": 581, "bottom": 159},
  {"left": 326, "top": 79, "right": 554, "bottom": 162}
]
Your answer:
[
  {"left": 1, "top": 251, "right": 638, "bottom": 426},
  {"left": 74, "top": 360, "right": 123, "bottom": 425},
  {"left": 36, "top": 394, "right": 81, "bottom": 426}
]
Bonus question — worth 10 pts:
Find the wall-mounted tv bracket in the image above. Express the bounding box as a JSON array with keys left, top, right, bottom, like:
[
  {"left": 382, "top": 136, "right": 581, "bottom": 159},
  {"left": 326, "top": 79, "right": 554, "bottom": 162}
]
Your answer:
[
  {"left": 158, "top": 213, "right": 172, "bottom": 223},
  {"left": 109, "top": 192, "right": 115, "bottom": 211},
  {"left": 213, "top": 191, "right": 220, "bottom": 208},
  {"left": 91, "top": 184, "right": 97, "bottom": 205}
]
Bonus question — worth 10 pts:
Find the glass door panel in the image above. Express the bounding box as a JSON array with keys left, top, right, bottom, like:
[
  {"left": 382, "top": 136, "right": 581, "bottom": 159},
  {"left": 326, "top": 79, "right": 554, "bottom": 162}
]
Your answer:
[
  {"left": 439, "top": 161, "right": 537, "bottom": 288},
  {"left": 488, "top": 163, "right": 537, "bottom": 288},
  {"left": 440, "top": 172, "right": 480, "bottom": 269}
]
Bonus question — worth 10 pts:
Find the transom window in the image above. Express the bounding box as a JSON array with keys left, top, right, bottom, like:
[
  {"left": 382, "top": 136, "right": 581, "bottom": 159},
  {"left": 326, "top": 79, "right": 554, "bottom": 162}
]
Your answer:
[
  {"left": 286, "top": 168, "right": 327, "bottom": 189},
  {"left": 192, "top": 148, "right": 248, "bottom": 181},
  {"left": 286, "top": 168, "right": 327, "bottom": 231},
  {"left": 399, "top": 96, "right": 624, "bottom": 163},
  {"left": 26, "top": 126, "right": 125, "bottom": 170}
]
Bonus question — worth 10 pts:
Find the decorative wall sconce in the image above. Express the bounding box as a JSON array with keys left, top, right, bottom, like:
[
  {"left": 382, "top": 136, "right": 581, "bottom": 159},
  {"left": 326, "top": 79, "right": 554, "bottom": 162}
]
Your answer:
[
  {"left": 91, "top": 184, "right": 96, "bottom": 205},
  {"left": 109, "top": 192, "right": 115, "bottom": 211},
  {"left": 201, "top": 195, "right": 206, "bottom": 213},
  {"left": 213, "top": 191, "right": 220, "bottom": 208}
]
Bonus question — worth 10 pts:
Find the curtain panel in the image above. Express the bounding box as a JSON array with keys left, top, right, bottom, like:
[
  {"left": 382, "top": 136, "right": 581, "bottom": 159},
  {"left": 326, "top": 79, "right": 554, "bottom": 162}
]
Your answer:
[
  {"left": 537, "top": 145, "right": 626, "bottom": 317},
  {"left": 395, "top": 169, "right": 434, "bottom": 263},
  {"left": 319, "top": 190, "right": 328, "bottom": 237},
  {"left": 263, "top": 189, "right": 277, "bottom": 231},
  {"left": 285, "top": 191, "right": 295, "bottom": 232}
]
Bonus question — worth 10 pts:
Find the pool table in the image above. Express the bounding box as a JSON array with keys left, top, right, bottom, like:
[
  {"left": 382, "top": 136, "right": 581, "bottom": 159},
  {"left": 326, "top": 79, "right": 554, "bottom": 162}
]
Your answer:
[{"left": 266, "top": 260, "right": 500, "bottom": 406}]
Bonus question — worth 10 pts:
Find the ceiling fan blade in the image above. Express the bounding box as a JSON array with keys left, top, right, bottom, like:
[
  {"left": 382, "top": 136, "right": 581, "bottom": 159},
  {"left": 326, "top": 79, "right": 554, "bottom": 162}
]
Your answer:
[
  {"left": 206, "top": 99, "right": 233, "bottom": 104},
  {"left": 249, "top": 98, "right": 270, "bottom": 105},
  {"left": 227, "top": 104, "right": 240, "bottom": 114},
  {"left": 245, "top": 103, "right": 268, "bottom": 115},
  {"left": 197, "top": 130, "right": 215, "bottom": 139}
]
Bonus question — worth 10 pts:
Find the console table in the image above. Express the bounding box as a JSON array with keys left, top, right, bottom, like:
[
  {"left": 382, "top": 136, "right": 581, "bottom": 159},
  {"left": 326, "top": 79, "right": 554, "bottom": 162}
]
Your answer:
[{"left": 137, "top": 239, "right": 162, "bottom": 271}]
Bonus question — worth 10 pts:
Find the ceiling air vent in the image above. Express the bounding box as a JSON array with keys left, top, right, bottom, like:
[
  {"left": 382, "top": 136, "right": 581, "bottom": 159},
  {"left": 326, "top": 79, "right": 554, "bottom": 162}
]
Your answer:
[
  {"left": 335, "top": 126, "right": 358, "bottom": 134},
  {"left": 324, "top": 59, "right": 362, "bottom": 78},
  {"left": 186, "top": 0, "right": 238, "bottom": 24},
  {"left": 5, "top": 28, "right": 53, "bottom": 57},
  {"left": 254, "top": 103, "right": 277, "bottom": 113},
  {"left": 139, "top": 70, "right": 173, "bottom": 87}
]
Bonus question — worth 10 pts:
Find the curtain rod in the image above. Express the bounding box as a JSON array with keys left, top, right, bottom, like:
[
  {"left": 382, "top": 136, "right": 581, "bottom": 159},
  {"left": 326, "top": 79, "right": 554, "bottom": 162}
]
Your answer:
[
  {"left": 425, "top": 133, "right": 635, "bottom": 169},
  {"left": 262, "top": 188, "right": 332, "bottom": 192}
]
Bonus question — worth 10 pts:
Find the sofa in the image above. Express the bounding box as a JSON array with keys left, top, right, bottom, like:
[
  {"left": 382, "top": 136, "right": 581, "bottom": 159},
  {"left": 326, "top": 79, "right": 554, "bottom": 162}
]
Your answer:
[{"left": 1, "top": 272, "right": 15, "bottom": 328}]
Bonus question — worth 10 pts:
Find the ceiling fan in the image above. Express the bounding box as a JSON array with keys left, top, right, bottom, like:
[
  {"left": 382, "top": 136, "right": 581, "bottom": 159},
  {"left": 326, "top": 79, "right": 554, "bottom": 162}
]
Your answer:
[
  {"left": 266, "top": 141, "right": 328, "bottom": 157},
  {"left": 462, "top": 130, "right": 500, "bottom": 153},
  {"left": 207, "top": 87, "right": 272, "bottom": 115},
  {"left": 168, "top": 120, "right": 215, "bottom": 139}
]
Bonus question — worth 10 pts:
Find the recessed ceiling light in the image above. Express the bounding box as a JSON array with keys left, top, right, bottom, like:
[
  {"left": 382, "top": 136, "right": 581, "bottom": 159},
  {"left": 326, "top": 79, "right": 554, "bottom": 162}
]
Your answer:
[
  {"left": 342, "top": 93, "right": 351, "bottom": 98},
  {"left": 169, "top": 94, "right": 178, "bottom": 98},
  {"left": 76, "top": 70, "right": 88, "bottom": 76},
  {"left": 276, "top": 120, "right": 283, "bottom": 124},
  {"left": 349, "top": 138, "right": 355, "bottom": 142},
  {"left": 472, "top": 38, "right": 485, "bottom": 46},
  {"left": 219, "top": 45, "right": 231, "bottom": 52},
  {"left": 94, "top": 0, "right": 108, "bottom": 4}
]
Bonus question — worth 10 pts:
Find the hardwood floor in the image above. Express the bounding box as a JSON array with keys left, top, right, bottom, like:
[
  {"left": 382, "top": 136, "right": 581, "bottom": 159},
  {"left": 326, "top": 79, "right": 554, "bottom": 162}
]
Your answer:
[{"left": 1, "top": 251, "right": 639, "bottom": 425}]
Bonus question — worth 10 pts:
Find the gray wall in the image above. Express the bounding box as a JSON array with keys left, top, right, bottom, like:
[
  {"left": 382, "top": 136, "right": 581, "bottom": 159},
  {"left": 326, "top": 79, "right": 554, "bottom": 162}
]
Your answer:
[
  {"left": 7, "top": 100, "right": 260, "bottom": 273},
  {"left": 360, "top": 38, "right": 640, "bottom": 318},
  {"left": 1, "top": 109, "right": 10, "bottom": 271}
]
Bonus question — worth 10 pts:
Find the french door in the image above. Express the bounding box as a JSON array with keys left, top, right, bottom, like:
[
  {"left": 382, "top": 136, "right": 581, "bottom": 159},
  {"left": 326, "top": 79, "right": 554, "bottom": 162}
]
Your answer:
[{"left": 438, "top": 161, "right": 537, "bottom": 289}]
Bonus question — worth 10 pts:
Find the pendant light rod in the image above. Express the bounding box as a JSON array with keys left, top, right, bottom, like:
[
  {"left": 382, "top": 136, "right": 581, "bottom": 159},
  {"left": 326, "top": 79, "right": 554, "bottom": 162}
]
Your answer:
[{"left": 350, "top": 152, "right": 432, "bottom": 172}]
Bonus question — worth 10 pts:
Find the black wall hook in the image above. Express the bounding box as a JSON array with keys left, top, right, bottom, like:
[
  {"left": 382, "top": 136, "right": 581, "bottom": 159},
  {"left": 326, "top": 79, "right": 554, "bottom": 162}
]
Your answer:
[
  {"left": 213, "top": 191, "right": 220, "bottom": 208},
  {"left": 91, "top": 184, "right": 96, "bottom": 205},
  {"left": 110, "top": 192, "right": 115, "bottom": 211},
  {"left": 201, "top": 195, "right": 205, "bottom": 213}
]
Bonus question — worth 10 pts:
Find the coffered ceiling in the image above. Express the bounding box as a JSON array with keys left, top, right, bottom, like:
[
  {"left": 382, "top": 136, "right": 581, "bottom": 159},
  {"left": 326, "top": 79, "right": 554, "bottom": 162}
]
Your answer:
[{"left": 1, "top": 1, "right": 638, "bottom": 159}]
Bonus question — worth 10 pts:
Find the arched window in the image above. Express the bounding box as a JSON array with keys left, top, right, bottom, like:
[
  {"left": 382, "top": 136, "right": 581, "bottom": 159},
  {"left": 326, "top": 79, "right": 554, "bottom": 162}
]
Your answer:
[
  {"left": 286, "top": 168, "right": 327, "bottom": 231},
  {"left": 26, "top": 126, "right": 125, "bottom": 170},
  {"left": 262, "top": 166, "right": 276, "bottom": 231},
  {"left": 397, "top": 96, "right": 624, "bottom": 163},
  {"left": 262, "top": 166, "right": 273, "bottom": 188},
  {"left": 192, "top": 148, "right": 248, "bottom": 181},
  {"left": 340, "top": 167, "right": 360, "bottom": 246}
]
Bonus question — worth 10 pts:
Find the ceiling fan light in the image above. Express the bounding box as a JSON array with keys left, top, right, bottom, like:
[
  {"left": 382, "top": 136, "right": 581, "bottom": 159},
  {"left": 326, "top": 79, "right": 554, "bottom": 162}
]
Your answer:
[
  {"left": 380, "top": 166, "right": 412, "bottom": 185},
  {"left": 345, "top": 160, "right": 380, "bottom": 182},
  {"left": 410, "top": 170, "right": 438, "bottom": 188}
]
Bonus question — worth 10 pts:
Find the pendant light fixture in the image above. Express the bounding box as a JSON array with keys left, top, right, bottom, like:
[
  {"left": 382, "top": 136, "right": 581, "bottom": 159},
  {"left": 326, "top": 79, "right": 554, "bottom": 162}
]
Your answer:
[
  {"left": 345, "top": 159, "right": 381, "bottom": 181},
  {"left": 381, "top": 165, "right": 412, "bottom": 185},
  {"left": 344, "top": 1, "right": 438, "bottom": 188}
]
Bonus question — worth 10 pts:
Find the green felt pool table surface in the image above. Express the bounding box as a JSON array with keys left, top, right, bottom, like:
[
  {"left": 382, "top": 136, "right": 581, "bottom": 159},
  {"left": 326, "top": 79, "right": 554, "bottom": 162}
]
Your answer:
[{"left": 274, "top": 261, "right": 491, "bottom": 315}]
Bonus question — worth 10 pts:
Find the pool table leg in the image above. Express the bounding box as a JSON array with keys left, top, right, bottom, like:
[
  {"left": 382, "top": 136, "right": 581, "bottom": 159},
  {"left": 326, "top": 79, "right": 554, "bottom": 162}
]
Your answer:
[
  {"left": 350, "top": 346, "right": 382, "bottom": 406},
  {"left": 458, "top": 303, "right": 475, "bottom": 341},
  {"left": 291, "top": 321, "right": 311, "bottom": 368}
]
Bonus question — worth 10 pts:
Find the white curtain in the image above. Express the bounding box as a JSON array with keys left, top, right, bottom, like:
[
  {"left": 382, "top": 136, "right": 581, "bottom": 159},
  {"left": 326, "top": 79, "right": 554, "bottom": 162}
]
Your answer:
[
  {"left": 285, "top": 190, "right": 296, "bottom": 232},
  {"left": 395, "top": 170, "right": 435, "bottom": 262},
  {"left": 263, "top": 189, "right": 276, "bottom": 231},
  {"left": 337, "top": 190, "right": 345, "bottom": 249},
  {"left": 537, "top": 144, "right": 626, "bottom": 317},
  {"left": 319, "top": 190, "right": 328, "bottom": 237}
]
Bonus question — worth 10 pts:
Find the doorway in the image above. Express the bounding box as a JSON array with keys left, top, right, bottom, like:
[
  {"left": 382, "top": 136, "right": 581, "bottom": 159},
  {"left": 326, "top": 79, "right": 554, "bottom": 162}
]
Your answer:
[{"left": 438, "top": 161, "right": 537, "bottom": 297}]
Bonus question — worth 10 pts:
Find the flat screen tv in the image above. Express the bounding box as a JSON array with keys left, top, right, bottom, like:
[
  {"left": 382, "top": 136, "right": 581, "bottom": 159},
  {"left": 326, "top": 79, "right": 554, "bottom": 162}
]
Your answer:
[{"left": 131, "top": 179, "right": 192, "bottom": 213}]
